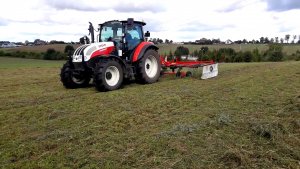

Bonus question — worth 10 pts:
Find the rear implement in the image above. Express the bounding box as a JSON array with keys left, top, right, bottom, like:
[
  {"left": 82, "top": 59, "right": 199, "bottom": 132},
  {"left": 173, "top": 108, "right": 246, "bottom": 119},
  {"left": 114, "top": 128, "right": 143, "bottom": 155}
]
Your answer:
[{"left": 160, "top": 57, "right": 218, "bottom": 79}]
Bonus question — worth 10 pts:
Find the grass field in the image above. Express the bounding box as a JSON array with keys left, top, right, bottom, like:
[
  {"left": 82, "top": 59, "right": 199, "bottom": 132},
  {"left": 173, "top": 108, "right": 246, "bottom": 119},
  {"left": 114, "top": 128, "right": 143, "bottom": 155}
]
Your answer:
[{"left": 0, "top": 57, "right": 299, "bottom": 168}]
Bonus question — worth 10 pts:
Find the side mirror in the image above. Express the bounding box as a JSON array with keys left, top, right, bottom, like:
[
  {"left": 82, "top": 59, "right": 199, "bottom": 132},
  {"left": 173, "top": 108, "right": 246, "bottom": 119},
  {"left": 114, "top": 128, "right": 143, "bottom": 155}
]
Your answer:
[{"left": 145, "top": 31, "right": 150, "bottom": 37}]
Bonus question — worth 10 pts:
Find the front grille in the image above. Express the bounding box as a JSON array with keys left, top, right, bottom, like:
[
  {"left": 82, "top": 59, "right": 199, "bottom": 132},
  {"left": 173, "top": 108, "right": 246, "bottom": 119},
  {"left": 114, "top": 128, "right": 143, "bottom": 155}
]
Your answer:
[{"left": 73, "top": 62, "right": 85, "bottom": 70}]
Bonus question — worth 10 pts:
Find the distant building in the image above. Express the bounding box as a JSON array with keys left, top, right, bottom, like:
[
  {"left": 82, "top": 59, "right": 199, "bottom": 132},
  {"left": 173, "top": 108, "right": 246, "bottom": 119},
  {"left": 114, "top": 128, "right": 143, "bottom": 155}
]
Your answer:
[
  {"left": 0, "top": 41, "right": 10, "bottom": 46},
  {"left": 34, "top": 39, "right": 47, "bottom": 45},
  {"left": 1, "top": 42, "right": 17, "bottom": 48},
  {"left": 225, "top": 39, "right": 233, "bottom": 44},
  {"left": 181, "top": 55, "right": 198, "bottom": 61}
]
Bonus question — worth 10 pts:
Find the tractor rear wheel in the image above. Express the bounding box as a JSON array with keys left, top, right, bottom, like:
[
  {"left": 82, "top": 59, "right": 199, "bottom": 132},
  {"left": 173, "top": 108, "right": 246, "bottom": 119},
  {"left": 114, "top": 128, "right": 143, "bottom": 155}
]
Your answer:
[
  {"left": 135, "top": 49, "right": 161, "bottom": 84},
  {"left": 94, "top": 59, "right": 123, "bottom": 91},
  {"left": 60, "top": 62, "right": 90, "bottom": 88}
]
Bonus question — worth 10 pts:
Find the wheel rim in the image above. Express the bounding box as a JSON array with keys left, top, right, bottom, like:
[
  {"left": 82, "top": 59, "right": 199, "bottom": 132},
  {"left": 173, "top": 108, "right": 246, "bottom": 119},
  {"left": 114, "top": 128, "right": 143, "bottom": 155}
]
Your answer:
[
  {"left": 145, "top": 55, "right": 158, "bottom": 78},
  {"left": 105, "top": 66, "right": 120, "bottom": 86}
]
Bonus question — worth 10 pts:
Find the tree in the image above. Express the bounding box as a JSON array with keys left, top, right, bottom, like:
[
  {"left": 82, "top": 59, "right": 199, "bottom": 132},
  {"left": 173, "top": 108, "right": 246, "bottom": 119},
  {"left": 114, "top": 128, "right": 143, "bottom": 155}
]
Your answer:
[
  {"left": 64, "top": 45, "right": 75, "bottom": 55},
  {"left": 152, "top": 38, "right": 157, "bottom": 44},
  {"left": 264, "top": 37, "right": 270, "bottom": 44},
  {"left": 285, "top": 34, "right": 290, "bottom": 43},
  {"left": 212, "top": 38, "right": 220, "bottom": 44},
  {"left": 79, "top": 36, "right": 89, "bottom": 44},
  {"left": 43, "top": 48, "right": 64, "bottom": 60},
  {"left": 24, "top": 40, "right": 29, "bottom": 46},
  {"left": 234, "top": 40, "right": 242, "bottom": 44},
  {"left": 157, "top": 38, "right": 163, "bottom": 44},
  {"left": 252, "top": 48, "right": 261, "bottom": 62},
  {"left": 174, "top": 46, "right": 189, "bottom": 60},
  {"left": 280, "top": 38, "right": 284, "bottom": 43},
  {"left": 165, "top": 39, "right": 169, "bottom": 44},
  {"left": 275, "top": 37, "right": 279, "bottom": 43},
  {"left": 200, "top": 46, "right": 209, "bottom": 54},
  {"left": 265, "top": 44, "right": 283, "bottom": 61},
  {"left": 260, "top": 37, "right": 264, "bottom": 43},
  {"left": 193, "top": 50, "right": 199, "bottom": 56},
  {"left": 167, "top": 50, "right": 173, "bottom": 60},
  {"left": 292, "top": 35, "right": 297, "bottom": 43},
  {"left": 270, "top": 38, "right": 274, "bottom": 43},
  {"left": 243, "top": 51, "right": 253, "bottom": 62}
]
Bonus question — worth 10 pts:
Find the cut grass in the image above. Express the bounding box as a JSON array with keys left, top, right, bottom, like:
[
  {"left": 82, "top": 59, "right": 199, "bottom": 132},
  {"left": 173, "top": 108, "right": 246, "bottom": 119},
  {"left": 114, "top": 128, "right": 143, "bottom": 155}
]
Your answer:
[{"left": 0, "top": 57, "right": 299, "bottom": 168}]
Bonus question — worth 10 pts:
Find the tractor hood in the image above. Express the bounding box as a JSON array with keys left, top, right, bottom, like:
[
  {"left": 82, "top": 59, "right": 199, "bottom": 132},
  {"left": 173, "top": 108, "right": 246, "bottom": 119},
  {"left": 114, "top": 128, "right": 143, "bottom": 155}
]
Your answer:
[{"left": 72, "top": 42, "right": 115, "bottom": 63}]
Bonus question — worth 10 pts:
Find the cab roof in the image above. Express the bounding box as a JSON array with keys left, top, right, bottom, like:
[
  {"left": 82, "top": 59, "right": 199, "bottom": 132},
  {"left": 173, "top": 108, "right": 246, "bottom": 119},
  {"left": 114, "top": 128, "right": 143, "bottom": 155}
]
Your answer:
[{"left": 99, "top": 20, "right": 146, "bottom": 26}]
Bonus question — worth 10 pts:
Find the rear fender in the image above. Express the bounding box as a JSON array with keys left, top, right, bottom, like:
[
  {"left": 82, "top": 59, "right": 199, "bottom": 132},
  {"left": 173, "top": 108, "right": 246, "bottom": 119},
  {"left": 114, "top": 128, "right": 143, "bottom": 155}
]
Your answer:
[{"left": 132, "top": 42, "right": 159, "bottom": 62}]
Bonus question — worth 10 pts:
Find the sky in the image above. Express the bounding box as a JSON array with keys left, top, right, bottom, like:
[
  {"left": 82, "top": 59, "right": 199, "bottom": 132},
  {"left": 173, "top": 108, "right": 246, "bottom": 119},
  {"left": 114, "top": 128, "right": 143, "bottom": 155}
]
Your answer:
[{"left": 0, "top": 0, "right": 299, "bottom": 43}]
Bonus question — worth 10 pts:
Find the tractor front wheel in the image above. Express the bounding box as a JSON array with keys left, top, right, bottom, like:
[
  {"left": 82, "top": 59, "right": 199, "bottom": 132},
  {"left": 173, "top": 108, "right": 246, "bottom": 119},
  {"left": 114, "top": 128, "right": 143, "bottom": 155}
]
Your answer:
[
  {"left": 60, "top": 62, "right": 90, "bottom": 88},
  {"left": 136, "top": 49, "right": 161, "bottom": 84},
  {"left": 94, "top": 59, "right": 124, "bottom": 91}
]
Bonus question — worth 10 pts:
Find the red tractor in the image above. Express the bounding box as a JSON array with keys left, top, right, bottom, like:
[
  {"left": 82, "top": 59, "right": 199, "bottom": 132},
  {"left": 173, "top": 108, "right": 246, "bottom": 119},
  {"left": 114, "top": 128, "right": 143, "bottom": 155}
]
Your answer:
[{"left": 60, "top": 18, "right": 161, "bottom": 91}]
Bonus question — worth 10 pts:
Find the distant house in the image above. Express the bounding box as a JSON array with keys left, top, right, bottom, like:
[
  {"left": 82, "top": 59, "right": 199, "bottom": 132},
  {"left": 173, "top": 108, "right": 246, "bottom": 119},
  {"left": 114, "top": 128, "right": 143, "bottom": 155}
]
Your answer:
[
  {"left": 0, "top": 41, "right": 10, "bottom": 46},
  {"left": 196, "top": 38, "right": 208, "bottom": 44},
  {"left": 181, "top": 55, "right": 198, "bottom": 61},
  {"left": 34, "top": 39, "right": 47, "bottom": 45},
  {"left": 1, "top": 43, "right": 17, "bottom": 48},
  {"left": 225, "top": 39, "right": 233, "bottom": 44},
  {"left": 172, "top": 42, "right": 184, "bottom": 45}
]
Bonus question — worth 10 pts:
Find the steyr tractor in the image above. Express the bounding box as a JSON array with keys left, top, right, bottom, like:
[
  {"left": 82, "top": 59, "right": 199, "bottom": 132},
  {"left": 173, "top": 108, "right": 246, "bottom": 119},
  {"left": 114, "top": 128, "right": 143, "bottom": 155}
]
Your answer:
[{"left": 60, "top": 18, "right": 161, "bottom": 91}]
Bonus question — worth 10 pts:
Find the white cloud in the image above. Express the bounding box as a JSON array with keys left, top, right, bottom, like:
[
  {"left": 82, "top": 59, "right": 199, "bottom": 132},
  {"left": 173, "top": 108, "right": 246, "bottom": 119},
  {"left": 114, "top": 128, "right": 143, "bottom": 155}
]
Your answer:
[
  {"left": 0, "top": 0, "right": 299, "bottom": 42},
  {"left": 263, "top": 0, "right": 300, "bottom": 11}
]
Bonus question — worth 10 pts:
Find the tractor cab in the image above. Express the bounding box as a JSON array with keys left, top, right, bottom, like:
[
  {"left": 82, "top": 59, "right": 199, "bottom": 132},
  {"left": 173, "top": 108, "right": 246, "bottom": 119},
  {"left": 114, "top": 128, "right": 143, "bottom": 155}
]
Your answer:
[{"left": 98, "top": 19, "right": 149, "bottom": 58}]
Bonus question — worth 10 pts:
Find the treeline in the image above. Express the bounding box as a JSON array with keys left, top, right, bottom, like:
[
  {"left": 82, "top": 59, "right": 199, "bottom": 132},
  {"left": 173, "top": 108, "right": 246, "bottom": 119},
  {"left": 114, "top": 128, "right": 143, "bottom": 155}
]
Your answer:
[
  {"left": 0, "top": 45, "right": 75, "bottom": 60},
  {"left": 166, "top": 44, "right": 300, "bottom": 62},
  {"left": 1, "top": 44, "right": 299, "bottom": 62}
]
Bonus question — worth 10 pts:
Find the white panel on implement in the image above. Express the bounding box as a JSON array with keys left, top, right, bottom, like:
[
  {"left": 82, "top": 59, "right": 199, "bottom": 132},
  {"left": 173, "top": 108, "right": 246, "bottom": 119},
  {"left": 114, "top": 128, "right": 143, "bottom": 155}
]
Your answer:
[{"left": 201, "top": 63, "right": 218, "bottom": 79}]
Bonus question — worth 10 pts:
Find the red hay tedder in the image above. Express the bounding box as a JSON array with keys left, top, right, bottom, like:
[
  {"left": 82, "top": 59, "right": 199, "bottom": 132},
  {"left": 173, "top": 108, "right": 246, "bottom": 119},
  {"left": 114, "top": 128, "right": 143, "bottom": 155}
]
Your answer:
[{"left": 160, "top": 56, "right": 218, "bottom": 79}]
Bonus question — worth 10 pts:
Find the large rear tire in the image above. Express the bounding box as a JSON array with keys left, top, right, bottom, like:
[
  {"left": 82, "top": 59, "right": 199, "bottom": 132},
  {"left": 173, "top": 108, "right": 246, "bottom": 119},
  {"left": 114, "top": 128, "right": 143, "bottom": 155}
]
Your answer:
[
  {"left": 135, "top": 49, "right": 161, "bottom": 84},
  {"left": 60, "top": 62, "right": 90, "bottom": 89},
  {"left": 94, "top": 59, "right": 124, "bottom": 91}
]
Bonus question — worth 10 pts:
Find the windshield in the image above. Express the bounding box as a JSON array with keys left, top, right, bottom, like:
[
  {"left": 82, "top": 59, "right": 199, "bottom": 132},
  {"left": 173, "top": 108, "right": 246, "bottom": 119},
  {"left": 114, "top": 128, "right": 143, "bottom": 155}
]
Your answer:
[
  {"left": 100, "top": 21, "right": 123, "bottom": 42},
  {"left": 125, "top": 25, "right": 143, "bottom": 50}
]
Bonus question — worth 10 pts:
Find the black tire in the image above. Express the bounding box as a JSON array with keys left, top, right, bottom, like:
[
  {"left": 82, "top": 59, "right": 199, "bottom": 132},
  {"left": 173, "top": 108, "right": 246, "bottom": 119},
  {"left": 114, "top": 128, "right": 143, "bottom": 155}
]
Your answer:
[
  {"left": 135, "top": 49, "right": 161, "bottom": 84},
  {"left": 93, "top": 59, "right": 123, "bottom": 91},
  {"left": 186, "top": 71, "right": 192, "bottom": 77},
  {"left": 60, "top": 62, "right": 90, "bottom": 89}
]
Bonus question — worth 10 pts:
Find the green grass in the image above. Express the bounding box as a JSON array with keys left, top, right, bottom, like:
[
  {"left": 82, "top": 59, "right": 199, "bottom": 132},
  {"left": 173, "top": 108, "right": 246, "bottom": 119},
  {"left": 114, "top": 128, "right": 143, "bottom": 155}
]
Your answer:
[
  {"left": 0, "top": 57, "right": 65, "bottom": 69},
  {"left": 0, "top": 57, "right": 299, "bottom": 168}
]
